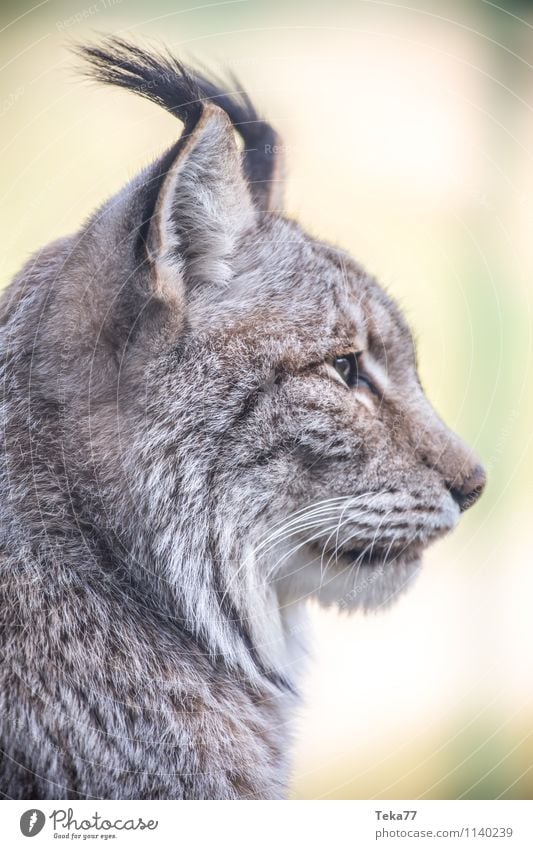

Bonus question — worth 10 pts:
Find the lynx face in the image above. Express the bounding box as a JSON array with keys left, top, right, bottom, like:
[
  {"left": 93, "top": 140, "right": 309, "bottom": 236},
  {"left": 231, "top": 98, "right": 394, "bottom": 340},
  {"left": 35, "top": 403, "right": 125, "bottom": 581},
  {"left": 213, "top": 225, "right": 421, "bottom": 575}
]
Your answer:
[
  {"left": 4, "top": 40, "right": 485, "bottom": 687},
  {"left": 134, "top": 217, "right": 485, "bottom": 616}
]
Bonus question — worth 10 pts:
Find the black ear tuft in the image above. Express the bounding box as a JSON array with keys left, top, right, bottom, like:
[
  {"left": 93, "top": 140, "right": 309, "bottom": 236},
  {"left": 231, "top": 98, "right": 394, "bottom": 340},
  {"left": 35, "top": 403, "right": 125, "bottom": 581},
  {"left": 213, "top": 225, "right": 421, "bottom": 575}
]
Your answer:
[
  {"left": 75, "top": 36, "right": 203, "bottom": 131},
  {"left": 76, "top": 37, "right": 285, "bottom": 212}
]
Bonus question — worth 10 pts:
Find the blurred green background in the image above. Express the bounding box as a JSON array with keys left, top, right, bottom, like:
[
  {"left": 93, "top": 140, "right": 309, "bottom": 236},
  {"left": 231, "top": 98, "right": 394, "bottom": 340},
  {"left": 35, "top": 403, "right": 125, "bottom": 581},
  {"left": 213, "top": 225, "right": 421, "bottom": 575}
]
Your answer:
[{"left": 1, "top": 0, "right": 532, "bottom": 799}]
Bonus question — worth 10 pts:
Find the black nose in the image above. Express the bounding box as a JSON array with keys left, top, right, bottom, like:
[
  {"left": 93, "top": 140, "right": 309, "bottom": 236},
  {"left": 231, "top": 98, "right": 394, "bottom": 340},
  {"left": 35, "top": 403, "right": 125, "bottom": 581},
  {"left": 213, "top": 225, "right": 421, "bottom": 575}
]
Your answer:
[{"left": 449, "top": 464, "right": 486, "bottom": 512}]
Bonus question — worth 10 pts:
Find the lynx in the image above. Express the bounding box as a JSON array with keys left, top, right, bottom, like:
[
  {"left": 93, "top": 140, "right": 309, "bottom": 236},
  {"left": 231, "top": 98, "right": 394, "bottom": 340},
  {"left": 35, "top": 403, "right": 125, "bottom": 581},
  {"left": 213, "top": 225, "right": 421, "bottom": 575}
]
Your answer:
[{"left": 0, "top": 39, "right": 485, "bottom": 799}]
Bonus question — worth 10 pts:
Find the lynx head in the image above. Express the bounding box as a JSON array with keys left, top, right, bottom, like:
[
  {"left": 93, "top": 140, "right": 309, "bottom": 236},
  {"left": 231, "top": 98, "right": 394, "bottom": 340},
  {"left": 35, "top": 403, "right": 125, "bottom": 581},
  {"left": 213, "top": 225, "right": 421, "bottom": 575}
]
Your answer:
[{"left": 3, "top": 40, "right": 485, "bottom": 688}]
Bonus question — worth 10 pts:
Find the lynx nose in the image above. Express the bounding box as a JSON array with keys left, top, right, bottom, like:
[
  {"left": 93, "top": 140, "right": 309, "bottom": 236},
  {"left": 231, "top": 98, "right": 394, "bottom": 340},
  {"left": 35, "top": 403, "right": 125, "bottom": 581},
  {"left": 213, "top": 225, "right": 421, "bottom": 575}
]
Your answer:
[{"left": 448, "top": 463, "right": 486, "bottom": 512}]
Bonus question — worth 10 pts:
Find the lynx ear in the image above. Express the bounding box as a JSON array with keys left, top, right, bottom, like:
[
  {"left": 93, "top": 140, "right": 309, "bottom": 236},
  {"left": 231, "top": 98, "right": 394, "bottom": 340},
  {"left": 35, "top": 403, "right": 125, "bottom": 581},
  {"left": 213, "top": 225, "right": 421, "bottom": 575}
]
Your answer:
[{"left": 147, "top": 103, "right": 255, "bottom": 295}]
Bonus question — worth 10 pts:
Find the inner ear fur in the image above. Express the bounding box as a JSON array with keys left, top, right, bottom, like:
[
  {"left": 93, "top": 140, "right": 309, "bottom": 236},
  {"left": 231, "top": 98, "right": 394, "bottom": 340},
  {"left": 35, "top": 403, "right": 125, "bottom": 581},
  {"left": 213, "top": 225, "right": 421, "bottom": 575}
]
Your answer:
[{"left": 147, "top": 102, "right": 256, "bottom": 300}]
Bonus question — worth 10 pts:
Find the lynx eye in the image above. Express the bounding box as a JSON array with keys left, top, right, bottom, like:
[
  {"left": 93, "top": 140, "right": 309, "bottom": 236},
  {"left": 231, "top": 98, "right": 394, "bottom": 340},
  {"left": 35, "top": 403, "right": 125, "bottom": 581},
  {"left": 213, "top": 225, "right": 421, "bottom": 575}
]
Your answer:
[
  {"left": 332, "top": 353, "right": 375, "bottom": 393},
  {"left": 333, "top": 354, "right": 357, "bottom": 386}
]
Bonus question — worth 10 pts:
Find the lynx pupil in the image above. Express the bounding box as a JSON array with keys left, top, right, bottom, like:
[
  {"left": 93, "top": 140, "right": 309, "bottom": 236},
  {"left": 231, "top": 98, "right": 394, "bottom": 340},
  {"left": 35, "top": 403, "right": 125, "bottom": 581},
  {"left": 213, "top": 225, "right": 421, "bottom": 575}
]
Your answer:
[{"left": 334, "top": 353, "right": 358, "bottom": 387}]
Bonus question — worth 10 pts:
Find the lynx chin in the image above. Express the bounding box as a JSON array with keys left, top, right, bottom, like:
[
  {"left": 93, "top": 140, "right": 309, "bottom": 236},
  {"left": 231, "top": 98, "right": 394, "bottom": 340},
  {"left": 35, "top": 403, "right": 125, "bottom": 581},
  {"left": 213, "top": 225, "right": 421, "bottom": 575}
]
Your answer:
[{"left": 0, "top": 38, "right": 486, "bottom": 800}]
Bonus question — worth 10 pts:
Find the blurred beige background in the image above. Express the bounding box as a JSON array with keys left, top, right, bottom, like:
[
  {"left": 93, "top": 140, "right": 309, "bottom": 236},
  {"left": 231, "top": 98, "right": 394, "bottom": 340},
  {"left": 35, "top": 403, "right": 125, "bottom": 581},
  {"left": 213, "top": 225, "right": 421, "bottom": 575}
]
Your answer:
[{"left": 1, "top": 0, "right": 532, "bottom": 799}]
